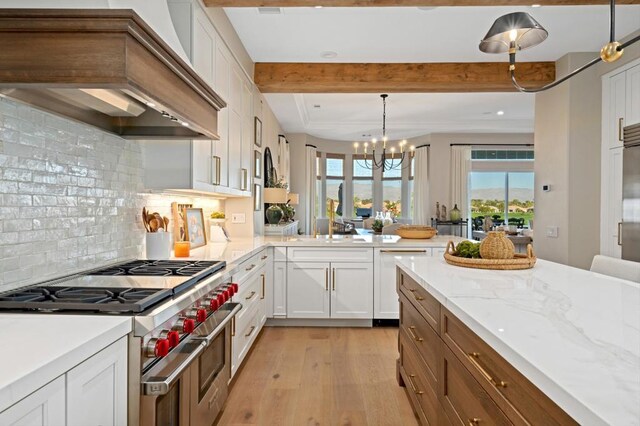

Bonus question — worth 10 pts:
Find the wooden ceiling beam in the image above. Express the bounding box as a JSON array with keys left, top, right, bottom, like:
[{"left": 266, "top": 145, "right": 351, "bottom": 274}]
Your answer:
[
  {"left": 254, "top": 62, "right": 556, "bottom": 93},
  {"left": 204, "top": 0, "right": 639, "bottom": 7}
]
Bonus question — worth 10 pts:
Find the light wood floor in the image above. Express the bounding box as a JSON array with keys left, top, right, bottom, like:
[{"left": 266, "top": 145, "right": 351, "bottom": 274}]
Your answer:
[{"left": 218, "top": 327, "right": 419, "bottom": 426}]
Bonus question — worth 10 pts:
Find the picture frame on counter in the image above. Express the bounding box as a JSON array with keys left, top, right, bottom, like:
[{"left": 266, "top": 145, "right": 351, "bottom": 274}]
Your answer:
[
  {"left": 254, "top": 150, "right": 262, "bottom": 179},
  {"left": 254, "top": 117, "right": 262, "bottom": 147},
  {"left": 184, "top": 208, "right": 206, "bottom": 248},
  {"left": 254, "top": 183, "right": 262, "bottom": 211}
]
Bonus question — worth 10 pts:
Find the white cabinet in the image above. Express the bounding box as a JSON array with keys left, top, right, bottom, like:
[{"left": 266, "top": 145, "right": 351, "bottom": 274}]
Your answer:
[
  {"left": 601, "top": 61, "right": 640, "bottom": 257},
  {"left": 374, "top": 248, "right": 433, "bottom": 319},
  {"left": 287, "top": 261, "right": 373, "bottom": 319},
  {"left": 0, "top": 376, "right": 65, "bottom": 426},
  {"left": 330, "top": 262, "right": 373, "bottom": 319},
  {"left": 287, "top": 262, "right": 331, "bottom": 318},
  {"left": 164, "top": 0, "right": 253, "bottom": 198},
  {"left": 601, "top": 147, "right": 624, "bottom": 258},
  {"left": 272, "top": 261, "right": 287, "bottom": 317},
  {"left": 66, "top": 337, "right": 127, "bottom": 426},
  {"left": 0, "top": 337, "right": 127, "bottom": 426},
  {"left": 231, "top": 251, "right": 270, "bottom": 377}
]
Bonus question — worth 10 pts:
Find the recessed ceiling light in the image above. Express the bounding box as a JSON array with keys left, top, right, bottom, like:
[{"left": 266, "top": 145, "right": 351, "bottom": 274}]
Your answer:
[
  {"left": 497, "top": 110, "right": 505, "bottom": 116},
  {"left": 181, "top": 122, "right": 190, "bottom": 127},
  {"left": 146, "top": 101, "right": 156, "bottom": 108},
  {"left": 321, "top": 51, "right": 338, "bottom": 59},
  {"left": 314, "top": 5, "right": 323, "bottom": 8},
  {"left": 417, "top": 7, "right": 437, "bottom": 11},
  {"left": 531, "top": 4, "right": 541, "bottom": 7}
]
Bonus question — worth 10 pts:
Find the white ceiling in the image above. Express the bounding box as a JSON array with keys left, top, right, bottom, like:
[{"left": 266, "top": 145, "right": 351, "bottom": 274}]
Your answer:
[
  {"left": 223, "top": 5, "right": 640, "bottom": 140},
  {"left": 266, "top": 92, "right": 534, "bottom": 140}
]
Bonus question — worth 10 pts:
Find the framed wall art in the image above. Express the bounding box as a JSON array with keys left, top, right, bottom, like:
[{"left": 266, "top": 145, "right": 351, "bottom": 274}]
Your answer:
[
  {"left": 184, "top": 207, "right": 206, "bottom": 248},
  {"left": 254, "top": 116, "right": 262, "bottom": 147}
]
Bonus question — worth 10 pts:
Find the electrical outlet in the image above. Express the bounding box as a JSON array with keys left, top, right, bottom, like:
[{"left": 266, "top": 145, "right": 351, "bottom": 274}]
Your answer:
[
  {"left": 231, "top": 213, "right": 245, "bottom": 224},
  {"left": 546, "top": 226, "right": 558, "bottom": 238}
]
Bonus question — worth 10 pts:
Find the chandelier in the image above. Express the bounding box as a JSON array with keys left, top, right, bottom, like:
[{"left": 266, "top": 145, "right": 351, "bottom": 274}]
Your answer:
[
  {"left": 353, "top": 94, "right": 415, "bottom": 172},
  {"left": 479, "top": 0, "right": 640, "bottom": 93}
]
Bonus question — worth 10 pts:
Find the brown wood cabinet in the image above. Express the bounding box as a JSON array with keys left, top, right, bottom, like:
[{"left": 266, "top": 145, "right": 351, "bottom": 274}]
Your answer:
[{"left": 397, "top": 269, "right": 577, "bottom": 426}]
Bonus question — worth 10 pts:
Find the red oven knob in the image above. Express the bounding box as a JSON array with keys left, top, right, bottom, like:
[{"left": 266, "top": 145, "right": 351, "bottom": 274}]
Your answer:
[
  {"left": 183, "top": 318, "right": 195, "bottom": 333},
  {"left": 196, "top": 308, "right": 207, "bottom": 322},
  {"left": 146, "top": 338, "right": 170, "bottom": 358},
  {"left": 223, "top": 288, "right": 231, "bottom": 300},
  {"left": 167, "top": 331, "right": 180, "bottom": 348},
  {"left": 209, "top": 297, "right": 220, "bottom": 311},
  {"left": 231, "top": 283, "right": 238, "bottom": 294},
  {"left": 216, "top": 292, "right": 226, "bottom": 305}
]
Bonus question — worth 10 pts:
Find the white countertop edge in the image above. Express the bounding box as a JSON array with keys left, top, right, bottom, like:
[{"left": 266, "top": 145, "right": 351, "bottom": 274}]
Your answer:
[
  {"left": 0, "top": 317, "right": 132, "bottom": 413},
  {"left": 395, "top": 260, "right": 608, "bottom": 425}
]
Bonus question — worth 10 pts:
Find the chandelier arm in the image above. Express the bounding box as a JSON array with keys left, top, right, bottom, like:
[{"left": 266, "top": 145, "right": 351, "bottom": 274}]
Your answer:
[
  {"left": 610, "top": 0, "right": 616, "bottom": 43},
  {"left": 509, "top": 48, "right": 602, "bottom": 93},
  {"left": 620, "top": 33, "right": 640, "bottom": 50},
  {"left": 355, "top": 158, "right": 373, "bottom": 170}
]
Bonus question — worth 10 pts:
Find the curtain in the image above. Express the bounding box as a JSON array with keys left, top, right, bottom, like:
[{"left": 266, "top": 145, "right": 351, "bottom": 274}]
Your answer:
[
  {"left": 450, "top": 145, "right": 472, "bottom": 222},
  {"left": 412, "top": 146, "right": 430, "bottom": 225},
  {"left": 278, "top": 136, "right": 290, "bottom": 183},
  {"left": 304, "top": 145, "right": 317, "bottom": 234}
]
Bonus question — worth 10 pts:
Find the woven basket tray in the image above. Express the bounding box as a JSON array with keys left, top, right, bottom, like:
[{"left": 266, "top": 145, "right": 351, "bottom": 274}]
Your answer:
[
  {"left": 396, "top": 225, "right": 437, "bottom": 239},
  {"left": 444, "top": 241, "right": 536, "bottom": 270}
]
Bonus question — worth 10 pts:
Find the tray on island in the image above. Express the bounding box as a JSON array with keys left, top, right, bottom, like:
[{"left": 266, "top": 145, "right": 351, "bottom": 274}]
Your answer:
[{"left": 443, "top": 241, "right": 536, "bottom": 270}]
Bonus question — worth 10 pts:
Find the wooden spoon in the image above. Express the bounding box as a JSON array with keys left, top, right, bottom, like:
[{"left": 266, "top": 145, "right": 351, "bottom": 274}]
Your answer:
[
  {"left": 149, "top": 218, "right": 159, "bottom": 232},
  {"left": 142, "top": 207, "right": 150, "bottom": 232},
  {"left": 163, "top": 216, "right": 170, "bottom": 232}
]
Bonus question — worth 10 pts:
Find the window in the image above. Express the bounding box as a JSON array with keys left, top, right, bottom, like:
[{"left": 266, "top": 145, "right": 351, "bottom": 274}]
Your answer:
[
  {"left": 325, "top": 155, "right": 344, "bottom": 217},
  {"left": 469, "top": 148, "right": 534, "bottom": 228},
  {"left": 383, "top": 165, "right": 402, "bottom": 217},
  {"left": 353, "top": 157, "right": 373, "bottom": 217},
  {"left": 469, "top": 172, "right": 534, "bottom": 227}
]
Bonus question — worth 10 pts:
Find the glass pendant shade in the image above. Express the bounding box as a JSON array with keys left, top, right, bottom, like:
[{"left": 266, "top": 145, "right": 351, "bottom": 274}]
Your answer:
[{"left": 479, "top": 12, "right": 548, "bottom": 54}]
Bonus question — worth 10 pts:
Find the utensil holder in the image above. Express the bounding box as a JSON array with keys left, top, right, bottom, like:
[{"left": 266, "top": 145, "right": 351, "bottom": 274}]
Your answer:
[{"left": 146, "top": 232, "right": 172, "bottom": 259}]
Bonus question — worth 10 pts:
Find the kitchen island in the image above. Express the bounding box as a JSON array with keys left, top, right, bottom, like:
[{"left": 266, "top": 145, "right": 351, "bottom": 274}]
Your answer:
[{"left": 396, "top": 256, "right": 640, "bottom": 425}]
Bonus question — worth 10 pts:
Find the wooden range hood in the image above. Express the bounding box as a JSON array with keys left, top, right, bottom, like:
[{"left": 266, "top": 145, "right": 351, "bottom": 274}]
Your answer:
[{"left": 0, "top": 9, "right": 226, "bottom": 139}]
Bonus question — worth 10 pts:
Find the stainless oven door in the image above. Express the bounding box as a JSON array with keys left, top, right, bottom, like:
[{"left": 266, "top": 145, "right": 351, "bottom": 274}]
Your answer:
[
  {"left": 140, "top": 303, "right": 241, "bottom": 426},
  {"left": 140, "top": 340, "right": 204, "bottom": 426},
  {"left": 189, "top": 303, "right": 240, "bottom": 425}
]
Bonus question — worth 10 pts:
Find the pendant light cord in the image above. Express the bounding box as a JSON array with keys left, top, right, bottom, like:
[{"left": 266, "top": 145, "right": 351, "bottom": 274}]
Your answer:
[{"left": 610, "top": 0, "right": 616, "bottom": 43}]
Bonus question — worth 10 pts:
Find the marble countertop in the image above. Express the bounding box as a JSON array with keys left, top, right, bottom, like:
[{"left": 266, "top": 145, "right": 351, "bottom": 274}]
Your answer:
[
  {"left": 396, "top": 257, "right": 640, "bottom": 425},
  {"left": 0, "top": 314, "right": 132, "bottom": 412},
  {"left": 184, "top": 234, "right": 465, "bottom": 265}
]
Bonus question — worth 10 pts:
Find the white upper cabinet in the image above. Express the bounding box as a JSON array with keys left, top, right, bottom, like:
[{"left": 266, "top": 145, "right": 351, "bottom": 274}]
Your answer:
[
  {"left": 607, "top": 71, "right": 627, "bottom": 149},
  {"left": 156, "top": 0, "right": 253, "bottom": 197},
  {"left": 626, "top": 64, "right": 640, "bottom": 127}
]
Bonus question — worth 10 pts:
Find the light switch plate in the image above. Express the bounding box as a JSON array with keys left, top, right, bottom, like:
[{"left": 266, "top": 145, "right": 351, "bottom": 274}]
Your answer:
[
  {"left": 546, "top": 226, "right": 558, "bottom": 238},
  {"left": 231, "top": 213, "right": 246, "bottom": 224}
]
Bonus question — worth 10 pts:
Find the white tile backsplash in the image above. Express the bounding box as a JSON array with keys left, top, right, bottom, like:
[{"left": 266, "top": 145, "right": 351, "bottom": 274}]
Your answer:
[{"left": 0, "top": 98, "right": 224, "bottom": 292}]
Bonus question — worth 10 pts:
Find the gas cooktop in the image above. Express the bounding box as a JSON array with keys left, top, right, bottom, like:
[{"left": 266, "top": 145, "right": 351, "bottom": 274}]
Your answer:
[{"left": 0, "top": 259, "right": 226, "bottom": 313}]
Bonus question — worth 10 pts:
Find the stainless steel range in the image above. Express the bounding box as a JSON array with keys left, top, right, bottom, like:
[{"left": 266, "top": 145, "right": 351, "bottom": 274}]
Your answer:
[{"left": 0, "top": 259, "right": 241, "bottom": 425}]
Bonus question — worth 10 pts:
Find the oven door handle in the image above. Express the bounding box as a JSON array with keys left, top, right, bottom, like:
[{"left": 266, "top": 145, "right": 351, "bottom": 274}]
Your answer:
[
  {"left": 141, "top": 341, "right": 205, "bottom": 396},
  {"left": 194, "top": 303, "right": 242, "bottom": 347}
]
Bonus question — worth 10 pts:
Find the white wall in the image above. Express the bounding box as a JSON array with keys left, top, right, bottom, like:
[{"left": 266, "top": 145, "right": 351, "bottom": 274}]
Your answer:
[
  {"left": 288, "top": 132, "right": 534, "bottom": 234},
  {"left": 534, "top": 31, "right": 640, "bottom": 269}
]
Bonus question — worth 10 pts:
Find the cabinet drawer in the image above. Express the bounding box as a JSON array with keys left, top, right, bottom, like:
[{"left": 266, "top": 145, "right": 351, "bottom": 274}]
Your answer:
[
  {"left": 234, "top": 270, "right": 264, "bottom": 326},
  {"left": 440, "top": 344, "right": 511, "bottom": 426},
  {"left": 232, "top": 249, "right": 269, "bottom": 284},
  {"left": 399, "top": 293, "right": 439, "bottom": 388},
  {"left": 441, "top": 308, "right": 576, "bottom": 425},
  {"left": 287, "top": 247, "right": 373, "bottom": 263},
  {"left": 398, "top": 270, "right": 440, "bottom": 331},
  {"left": 232, "top": 304, "right": 261, "bottom": 377},
  {"left": 399, "top": 330, "right": 441, "bottom": 426}
]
